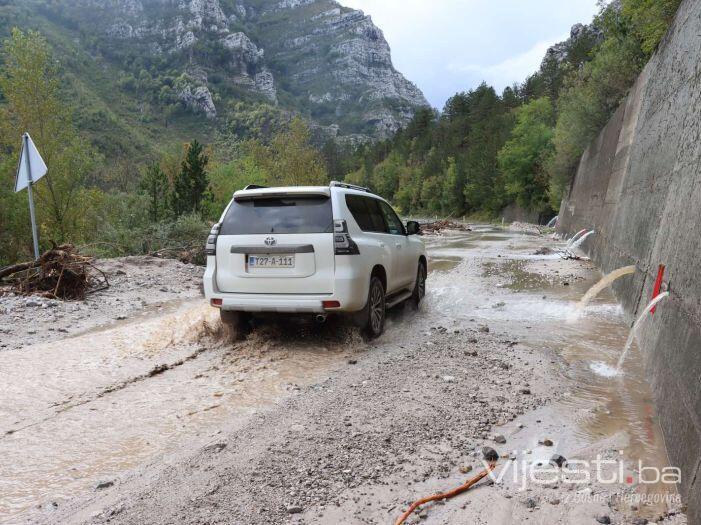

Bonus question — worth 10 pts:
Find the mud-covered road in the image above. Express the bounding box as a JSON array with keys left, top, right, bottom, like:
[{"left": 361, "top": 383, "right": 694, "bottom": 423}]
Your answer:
[{"left": 0, "top": 226, "right": 687, "bottom": 525}]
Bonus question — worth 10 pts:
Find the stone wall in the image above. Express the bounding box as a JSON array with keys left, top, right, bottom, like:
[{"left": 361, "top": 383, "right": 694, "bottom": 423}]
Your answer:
[{"left": 557, "top": 0, "right": 701, "bottom": 521}]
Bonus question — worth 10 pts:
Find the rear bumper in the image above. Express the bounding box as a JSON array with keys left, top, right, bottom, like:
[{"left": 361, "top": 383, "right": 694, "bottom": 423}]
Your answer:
[{"left": 203, "top": 257, "right": 369, "bottom": 313}]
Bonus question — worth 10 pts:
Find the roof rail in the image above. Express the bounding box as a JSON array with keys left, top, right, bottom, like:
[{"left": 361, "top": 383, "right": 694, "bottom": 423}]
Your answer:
[
  {"left": 330, "top": 181, "right": 370, "bottom": 193},
  {"left": 244, "top": 184, "right": 268, "bottom": 190}
]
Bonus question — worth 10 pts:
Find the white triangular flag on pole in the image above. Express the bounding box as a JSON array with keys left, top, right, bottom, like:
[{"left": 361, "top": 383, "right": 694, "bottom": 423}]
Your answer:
[{"left": 14, "top": 133, "right": 47, "bottom": 193}]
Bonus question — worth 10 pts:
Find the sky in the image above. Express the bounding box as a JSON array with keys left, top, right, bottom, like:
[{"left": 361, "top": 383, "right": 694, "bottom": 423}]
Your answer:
[{"left": 340, "top": 0, "right": 601, "bottom": 109}]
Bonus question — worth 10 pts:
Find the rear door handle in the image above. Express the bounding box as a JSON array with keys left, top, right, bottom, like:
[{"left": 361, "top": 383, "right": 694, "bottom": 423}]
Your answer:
[{"left": 395, "top": 243, "right": 402, "bottom": 248}]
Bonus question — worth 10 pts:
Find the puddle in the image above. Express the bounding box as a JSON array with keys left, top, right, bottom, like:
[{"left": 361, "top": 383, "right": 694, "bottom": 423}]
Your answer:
[{"left": 428, "top": 256, "right": 461, "bottom": 273}]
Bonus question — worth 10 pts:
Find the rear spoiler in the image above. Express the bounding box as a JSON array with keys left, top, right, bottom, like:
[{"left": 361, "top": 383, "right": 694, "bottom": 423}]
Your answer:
[{"left": 233, "top": 186, "right": 331, "bottom": 201}]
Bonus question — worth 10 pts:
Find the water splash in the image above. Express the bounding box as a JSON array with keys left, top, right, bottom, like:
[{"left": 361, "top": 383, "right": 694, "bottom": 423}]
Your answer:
[
  {"left": 590, "top": 361, "right": 620, "bottom": 378},
  {"left": 546, "top": 216, "right": 558, "bottom": 228},
  {"left": 574, "top": 265, "right": 636, "bottom": 315},
  {"left": 617, "top": 292, "right": 670, "bottom": 371},
  {"left": 566, "top": 229, "right": 588, "bottom": 248},
  {"left": 569, "top": 230, "right": 595, "bottom": 251}
]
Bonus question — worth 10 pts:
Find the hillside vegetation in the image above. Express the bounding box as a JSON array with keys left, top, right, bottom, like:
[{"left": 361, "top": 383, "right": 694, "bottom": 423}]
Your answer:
[
  {"left": 0, "top": 0, "right": 427, "bottom": 265},
  {"left": 347, "top": 0, "right": 682, "bottom": 219},
  {"left": 0, "top": 0, "right": 682, "bottom": 265}
]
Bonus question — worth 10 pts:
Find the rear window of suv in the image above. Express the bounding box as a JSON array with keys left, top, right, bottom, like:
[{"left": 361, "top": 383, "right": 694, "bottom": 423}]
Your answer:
[
  {"left": 345, "top": 195, "right": 387, "bottom": 233},
  {"left": 220, "top": 195, "right": 333, "bottom": 235}
]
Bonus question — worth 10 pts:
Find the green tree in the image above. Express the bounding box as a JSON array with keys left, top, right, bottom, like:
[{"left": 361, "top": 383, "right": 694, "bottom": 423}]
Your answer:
[
  {"left": 440, "top": 157, "right": 464, "bottom": 216},
  {"left": 546, "top": 33, "right": 644, "bottom": 207},
  {"left": 622, "top": 0, "right": 683, "bottom": 55},
  {"left": 208, "top": 154, "right": 268, "bottom": 215},
  {"left": 140, "top": 162, "right": 170, "bottom": 222},
  {"left": 370, "top": 152, "right": 402, "bottom": 200},
  {"left": 498, "top": 97, "right": 555, "bottom": 212},
  {"left": 0, "top": 28, "right": 98, "bottom": 261},
  {"left": 250, "top": 117, "right": 327, "bottom": 186},
  {"left": 420, "top": 176, "right": 443, "bottom": 213},
  {"left": 171, "top": 140, "right": 210, "bottom": 217},
  {"left": 461, "top": 84, "right": 511, "bottom": 214}
]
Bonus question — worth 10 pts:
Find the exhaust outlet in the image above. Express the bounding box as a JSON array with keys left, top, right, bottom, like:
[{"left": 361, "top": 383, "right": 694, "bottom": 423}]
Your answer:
[{"left": 315, "top": 314, "right": 327, "bottom": 324}]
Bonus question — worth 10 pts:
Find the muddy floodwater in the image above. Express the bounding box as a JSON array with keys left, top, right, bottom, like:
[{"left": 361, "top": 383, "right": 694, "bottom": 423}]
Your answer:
[{"left": 0, "top": 225, "right": 680, "bottom": 523}]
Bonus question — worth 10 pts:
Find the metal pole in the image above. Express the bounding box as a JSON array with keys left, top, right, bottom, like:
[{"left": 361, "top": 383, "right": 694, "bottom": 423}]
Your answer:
[{"left": 23, "top": 134, "right": 40, "bottom": 260}]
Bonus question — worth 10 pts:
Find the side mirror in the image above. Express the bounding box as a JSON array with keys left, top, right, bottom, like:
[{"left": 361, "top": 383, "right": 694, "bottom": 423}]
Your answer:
[{"left": 406, "top": 220, "right": 421, "bottom": 235}]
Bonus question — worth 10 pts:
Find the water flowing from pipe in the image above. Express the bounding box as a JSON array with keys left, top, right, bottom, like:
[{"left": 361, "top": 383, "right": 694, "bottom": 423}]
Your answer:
[
  {"left": 570, "top": 230, "right": 595, "bottom": 251},
  {"left": 566, "top": 229, "right": 588, "bottom": 248},
  {"left": 617, "top": 292, "right": 670, "bottom": 371},
  {"left": 546, "top": 216, "right": 558, "bottom": 228},
  {"left": 576, "top": 265, "right": 636, "bottom": 312}
]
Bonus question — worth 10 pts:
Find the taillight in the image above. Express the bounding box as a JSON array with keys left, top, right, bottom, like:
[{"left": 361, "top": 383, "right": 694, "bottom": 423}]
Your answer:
[
  {"left": 334, "top": 219, "right": 359, "bottom": 255},
  {"left": 205, "top": 223, "right": 221, "bottom": 256}
]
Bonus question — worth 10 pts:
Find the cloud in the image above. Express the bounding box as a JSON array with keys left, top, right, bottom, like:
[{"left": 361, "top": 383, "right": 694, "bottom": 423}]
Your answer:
[
  {"left": 340, "top": 0, "right": 600, "bottom": 108},
  {"left": 446, "top": 35, "right": 568, "bottom": 91}
]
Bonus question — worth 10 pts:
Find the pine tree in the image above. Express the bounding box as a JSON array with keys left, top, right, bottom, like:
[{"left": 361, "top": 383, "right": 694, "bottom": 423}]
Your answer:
[
  {"left": 171, "top": 140, "right": 210, "bottom": 217},
  {"left": 441, "top": 157, "right": 464, "bottom": 216},
  {"left": 140, "top": 162, "right": 169, "bottom": 222}
]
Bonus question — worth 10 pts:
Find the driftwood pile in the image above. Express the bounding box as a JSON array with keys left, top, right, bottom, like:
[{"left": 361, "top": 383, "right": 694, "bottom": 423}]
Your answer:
[
  {"left": 421, "top": 220, "right": 472, "bottom": 234},
  {"left": 0, "top": 244, "right": 109, "bottom": 300}
]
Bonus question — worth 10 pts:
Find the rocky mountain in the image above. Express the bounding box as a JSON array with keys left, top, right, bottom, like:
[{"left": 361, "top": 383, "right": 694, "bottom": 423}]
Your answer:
[
  {"left": 541, "top": 22, "right": 603, "bottom": 66},
  {"left": 3, "top": 0, "right": 428, "bottom": 152}
]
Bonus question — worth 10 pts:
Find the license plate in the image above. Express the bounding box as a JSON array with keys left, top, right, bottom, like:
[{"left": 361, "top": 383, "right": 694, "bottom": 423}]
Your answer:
[{"left": 247, "top": 254, "right": 295, "bottom": 268}]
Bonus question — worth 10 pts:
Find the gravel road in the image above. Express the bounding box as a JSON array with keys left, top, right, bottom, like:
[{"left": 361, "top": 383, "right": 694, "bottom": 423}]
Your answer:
[{"left": 1, "top": 227, "right": 687, "bottom": 525}]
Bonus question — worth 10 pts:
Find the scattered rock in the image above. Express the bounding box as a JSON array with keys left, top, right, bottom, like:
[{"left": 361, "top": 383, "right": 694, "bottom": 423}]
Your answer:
[
  {"left": 482, "top": 447, "right": 499, "bottom": 462},
  {"left": 347, "top": 359, "right": 357, "bottom": 365},
  {"left": 493, "top": 434, "right": 507, "bottom": 444},
  {"left": 478, "top": 325, "right": 490, "bottom": 333},
  {"left": 204, "top": 442, "right": 227, "bottom": 453},
  {"left": 542, "top": 438, "right": 554, "bottom": 447},
  {"left": 286, "top": 505, "right": 303, "bottom": 514},
  {"left": 524, "top": 497, "right": 537, "bottom": 509},
  {"left": 550, "top": 454, "right": 567, "bottom": 468},
  {"left": 96, "top": 481, "right": 114, "bottom": 490},
  {"left": 459, "top": 465, "right": 473, "bottom": 474},
  {"left": 595, "top": 515, "right": 611, "bottom": 524}
]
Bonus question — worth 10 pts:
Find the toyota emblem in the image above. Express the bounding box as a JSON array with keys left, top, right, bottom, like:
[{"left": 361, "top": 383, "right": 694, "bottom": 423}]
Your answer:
[{"left": 264, "top": 236, "right": 277, "bottom": 246}]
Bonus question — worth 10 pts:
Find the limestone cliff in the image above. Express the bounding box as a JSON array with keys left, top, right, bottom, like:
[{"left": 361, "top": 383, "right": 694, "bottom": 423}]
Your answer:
[{"left": 23, "top": 0, "right": 428, "bottom": 139}]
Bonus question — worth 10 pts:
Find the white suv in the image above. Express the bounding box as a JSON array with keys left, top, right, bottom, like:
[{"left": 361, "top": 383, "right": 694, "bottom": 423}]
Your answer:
[{"left": 203, "top": 181, "right": 427, "bottom": 338}]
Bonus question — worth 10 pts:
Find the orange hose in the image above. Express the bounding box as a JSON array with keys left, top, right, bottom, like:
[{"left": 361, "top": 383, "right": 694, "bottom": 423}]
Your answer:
[{"left": 394, "top": 462, "right": 496, "bottom": 525}]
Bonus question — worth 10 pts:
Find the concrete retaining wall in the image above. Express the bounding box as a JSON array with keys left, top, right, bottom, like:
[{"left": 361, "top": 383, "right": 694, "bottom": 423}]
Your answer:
[{"left": 558, "top": 0, "right": 701, "bottom": 521}]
